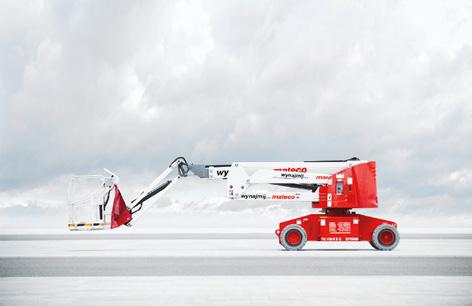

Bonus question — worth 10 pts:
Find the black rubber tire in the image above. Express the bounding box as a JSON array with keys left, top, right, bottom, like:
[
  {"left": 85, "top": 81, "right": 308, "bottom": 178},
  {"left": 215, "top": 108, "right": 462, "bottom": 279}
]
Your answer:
[
  {"left": 280, "top": 224, "right": 307, "bottom": 251},
  {"left": 370, "top": 224, "right": 400, "bottom": 251}
]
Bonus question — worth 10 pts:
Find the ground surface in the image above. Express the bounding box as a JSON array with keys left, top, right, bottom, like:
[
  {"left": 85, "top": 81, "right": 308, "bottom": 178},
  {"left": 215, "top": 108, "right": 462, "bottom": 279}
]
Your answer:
[{"left": 1, "top": 230, "right": 472, "bottom": 305}]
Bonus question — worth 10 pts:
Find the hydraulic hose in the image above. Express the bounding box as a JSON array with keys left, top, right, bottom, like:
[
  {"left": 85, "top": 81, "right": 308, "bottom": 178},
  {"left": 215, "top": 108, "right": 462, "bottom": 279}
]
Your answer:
[{"left": 170, "top": 156, "right": 190, "bottom": 177}]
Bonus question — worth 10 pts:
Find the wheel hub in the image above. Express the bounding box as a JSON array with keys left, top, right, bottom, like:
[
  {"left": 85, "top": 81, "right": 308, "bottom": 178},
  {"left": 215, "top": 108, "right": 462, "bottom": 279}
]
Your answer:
[
  {"left": 378, "top": 229, "right": 395, "bottom": 245},
  {"left": 286, "top": 229, "right": 302, "bottom": 246}
]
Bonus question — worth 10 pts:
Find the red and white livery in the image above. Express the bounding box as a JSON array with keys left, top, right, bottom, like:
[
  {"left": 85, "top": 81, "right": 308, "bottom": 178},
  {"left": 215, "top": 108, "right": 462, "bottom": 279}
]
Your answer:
[{"left": 68, "top": 156, "right": 399, "bottom": 251}]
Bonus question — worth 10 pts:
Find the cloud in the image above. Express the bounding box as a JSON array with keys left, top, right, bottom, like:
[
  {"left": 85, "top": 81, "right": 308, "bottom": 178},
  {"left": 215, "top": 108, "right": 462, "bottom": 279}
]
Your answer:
[{"left": 1, "top": 0, "right": 472, "bottom": 227}]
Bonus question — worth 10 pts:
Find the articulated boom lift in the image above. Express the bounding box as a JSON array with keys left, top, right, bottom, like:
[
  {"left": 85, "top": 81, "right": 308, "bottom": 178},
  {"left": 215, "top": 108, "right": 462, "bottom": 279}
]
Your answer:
[{"left": 68, "top": 157, "right": 399, "bottom": 251}]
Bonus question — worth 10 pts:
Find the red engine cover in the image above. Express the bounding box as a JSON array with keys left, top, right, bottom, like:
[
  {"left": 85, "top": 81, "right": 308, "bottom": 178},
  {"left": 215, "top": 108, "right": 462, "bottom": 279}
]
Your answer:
[{"left": 315, "top": 161, "right": 378, "bottom": 209}]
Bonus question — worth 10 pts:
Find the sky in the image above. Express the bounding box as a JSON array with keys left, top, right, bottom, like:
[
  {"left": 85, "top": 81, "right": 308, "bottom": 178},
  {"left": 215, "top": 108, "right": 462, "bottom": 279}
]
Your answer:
[{"left": 1, "top": 0, "right": 472, "bottom": 229}]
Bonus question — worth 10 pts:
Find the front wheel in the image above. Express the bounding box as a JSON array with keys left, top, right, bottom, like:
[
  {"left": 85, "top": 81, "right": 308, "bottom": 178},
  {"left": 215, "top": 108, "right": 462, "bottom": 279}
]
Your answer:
[
  {"left": 280, "top": 224, "right": 307, "bottom": 251},
  {"left": 370, "top": 224, "right": 400, "bottom": 251}
]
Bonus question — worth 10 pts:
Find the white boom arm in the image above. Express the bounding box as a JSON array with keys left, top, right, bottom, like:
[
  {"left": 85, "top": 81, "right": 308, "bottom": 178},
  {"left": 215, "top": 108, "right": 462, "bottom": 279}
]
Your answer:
[
  {"left": 125, "top": 157, "right": 364, "bottom": 225},
  {"left": 126, "top": 157, "right": 189, "bottom": 225}
]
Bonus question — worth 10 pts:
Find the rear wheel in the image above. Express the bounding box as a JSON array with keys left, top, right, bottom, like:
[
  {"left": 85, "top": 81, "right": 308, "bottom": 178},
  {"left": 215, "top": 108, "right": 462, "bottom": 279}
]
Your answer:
[
  {"left": 280, "top": 224, "right": 307, "bottom": 251},
  {"left": 370, "top": 224, "right": 400, "bottom": 251}
]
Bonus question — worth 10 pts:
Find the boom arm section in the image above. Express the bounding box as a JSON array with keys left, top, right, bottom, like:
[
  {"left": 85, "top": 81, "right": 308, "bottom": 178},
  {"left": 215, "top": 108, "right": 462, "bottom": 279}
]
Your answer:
[
  {"left": 97, "top": 156, "right": 365, "bottom": 228},
  {"left": 124, "top": 157, "right": 364, "bottom": 225},
  {"left": 126, "top": 157, "right": 190, "bottom": 224}
]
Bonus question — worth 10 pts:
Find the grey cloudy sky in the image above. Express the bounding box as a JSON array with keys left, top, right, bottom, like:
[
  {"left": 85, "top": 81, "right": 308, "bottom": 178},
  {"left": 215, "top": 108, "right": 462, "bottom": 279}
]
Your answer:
[{"left": 1, "top": 0, "right": 472, "bottom": 228}]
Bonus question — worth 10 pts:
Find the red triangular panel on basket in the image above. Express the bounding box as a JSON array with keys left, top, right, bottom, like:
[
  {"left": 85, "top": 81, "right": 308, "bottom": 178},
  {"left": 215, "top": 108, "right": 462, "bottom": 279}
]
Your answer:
[{"left": 111, "top": 185, "right": 132, "bottom": 229}]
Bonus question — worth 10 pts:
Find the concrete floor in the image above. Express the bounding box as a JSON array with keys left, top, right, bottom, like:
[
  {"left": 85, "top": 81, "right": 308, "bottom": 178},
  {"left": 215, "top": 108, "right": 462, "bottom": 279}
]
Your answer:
[{"left": 1, "top": 231, "right": 471, "bottom": 305}]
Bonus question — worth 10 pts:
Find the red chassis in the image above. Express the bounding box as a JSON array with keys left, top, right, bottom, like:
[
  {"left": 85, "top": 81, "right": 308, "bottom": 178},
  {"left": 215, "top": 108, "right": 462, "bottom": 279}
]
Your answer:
[{"left": 276, "top": 212, "right": 398, "bottom": 250}]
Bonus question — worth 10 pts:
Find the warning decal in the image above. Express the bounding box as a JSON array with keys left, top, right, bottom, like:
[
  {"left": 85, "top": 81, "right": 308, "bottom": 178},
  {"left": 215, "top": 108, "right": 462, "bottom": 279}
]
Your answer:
[{"left": 328, "top": 221, "right": 351, "bottom": 234}]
